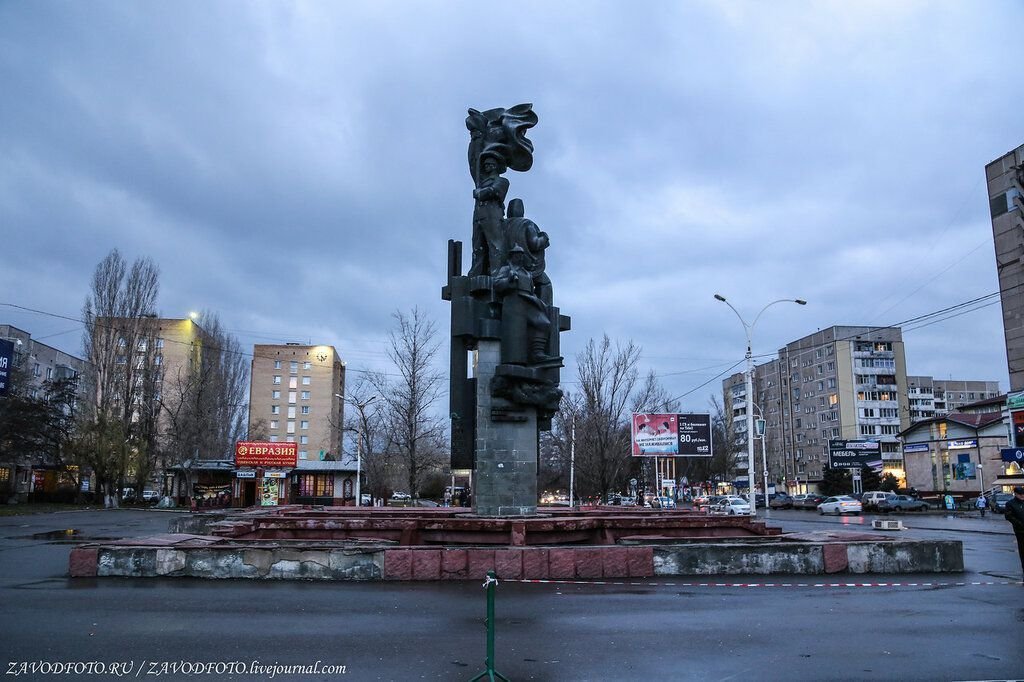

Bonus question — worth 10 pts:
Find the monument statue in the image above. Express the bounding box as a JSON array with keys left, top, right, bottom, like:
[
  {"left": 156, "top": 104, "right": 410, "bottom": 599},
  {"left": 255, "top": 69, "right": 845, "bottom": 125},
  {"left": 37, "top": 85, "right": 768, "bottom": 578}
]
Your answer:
[{"left": 442, "top": 103, "right": 570, "bottom": 516}]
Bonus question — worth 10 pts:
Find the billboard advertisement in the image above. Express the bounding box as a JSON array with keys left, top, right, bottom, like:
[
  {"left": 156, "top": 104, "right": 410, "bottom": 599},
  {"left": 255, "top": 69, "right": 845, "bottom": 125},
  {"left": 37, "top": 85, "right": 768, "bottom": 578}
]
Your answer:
[
  {"left": 828, "top": 439, "right": 882, "bottom": 468},
  {"left": 235, "top": 441, "right": 298, "bottom": 468},
  {"left": 632, "top": 413, "right": 712, "bottom": 457},
  {"left": 0, "top": 339, "right": 13, "bottom": 397}
]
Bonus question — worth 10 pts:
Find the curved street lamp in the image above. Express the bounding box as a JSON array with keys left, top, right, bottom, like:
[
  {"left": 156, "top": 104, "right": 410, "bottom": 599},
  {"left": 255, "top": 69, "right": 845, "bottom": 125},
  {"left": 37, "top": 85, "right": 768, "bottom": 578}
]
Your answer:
[{"left": 715, "top": 294, "right": 807, "bottom": 516}]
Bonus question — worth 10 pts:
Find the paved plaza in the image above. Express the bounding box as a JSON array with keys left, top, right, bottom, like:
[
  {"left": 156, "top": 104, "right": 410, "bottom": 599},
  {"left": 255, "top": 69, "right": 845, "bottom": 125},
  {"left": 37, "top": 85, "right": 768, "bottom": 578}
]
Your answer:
[{"left": 1, "top": 509, "right": 1021, "bottom": 681}]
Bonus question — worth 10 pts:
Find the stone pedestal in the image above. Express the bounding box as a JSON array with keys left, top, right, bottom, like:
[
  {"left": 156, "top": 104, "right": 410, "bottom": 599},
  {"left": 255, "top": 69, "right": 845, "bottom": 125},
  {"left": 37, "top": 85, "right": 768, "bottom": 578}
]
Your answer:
[{"left": 473, "top": 340, "right": 537, "bottom": 516}]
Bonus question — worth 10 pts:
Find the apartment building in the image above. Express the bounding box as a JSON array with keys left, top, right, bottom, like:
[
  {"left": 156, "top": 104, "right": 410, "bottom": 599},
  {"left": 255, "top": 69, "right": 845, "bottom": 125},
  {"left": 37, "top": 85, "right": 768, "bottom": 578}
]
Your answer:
[
  {"left": 246, "top": 343, "right": 349, "bottom": 505},
  {"left": 725, "top": 326, "right": 910, "bottom": 493},
  {"left": 987, "top": 144, "right": 1024, "bottom": 392},
  {"left": 1, "top": 324, "right": 87, "bottom": 500},
  {"left": 905, "top": 376, "right": 1002, "bottom": 422}
]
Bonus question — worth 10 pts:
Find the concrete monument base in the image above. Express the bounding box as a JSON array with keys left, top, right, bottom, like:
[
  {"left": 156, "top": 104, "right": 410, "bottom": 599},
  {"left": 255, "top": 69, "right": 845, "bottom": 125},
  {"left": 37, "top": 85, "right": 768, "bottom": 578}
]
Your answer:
[{"left": 473, "top": 340, "right": 537, "bottom": 516}]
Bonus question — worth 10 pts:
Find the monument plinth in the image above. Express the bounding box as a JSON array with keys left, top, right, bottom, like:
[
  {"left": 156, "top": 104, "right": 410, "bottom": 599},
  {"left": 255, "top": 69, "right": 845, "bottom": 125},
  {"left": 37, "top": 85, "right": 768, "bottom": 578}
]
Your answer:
[{"left": 442, "top": 104, "right": 570, "bottom": 517}]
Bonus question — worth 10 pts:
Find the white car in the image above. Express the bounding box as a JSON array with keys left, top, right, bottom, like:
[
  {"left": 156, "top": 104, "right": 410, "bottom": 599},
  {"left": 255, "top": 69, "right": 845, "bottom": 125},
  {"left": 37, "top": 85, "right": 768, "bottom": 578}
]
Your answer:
[
  {"left": 713, "top": 496, "right": 751, "bottom": 515},
  {"left": 817, "top": 495, "right": 862, "bottom": 515},
  {"left": 391, "top": 492, "right": 411, "bottom": 500}
]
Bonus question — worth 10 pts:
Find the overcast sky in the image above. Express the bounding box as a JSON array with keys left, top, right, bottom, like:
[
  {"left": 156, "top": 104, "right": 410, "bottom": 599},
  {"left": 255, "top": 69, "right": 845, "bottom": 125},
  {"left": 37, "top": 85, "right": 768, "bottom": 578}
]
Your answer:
[{"left": 2, "top": 0, "right": 1022, "bottom": 413}]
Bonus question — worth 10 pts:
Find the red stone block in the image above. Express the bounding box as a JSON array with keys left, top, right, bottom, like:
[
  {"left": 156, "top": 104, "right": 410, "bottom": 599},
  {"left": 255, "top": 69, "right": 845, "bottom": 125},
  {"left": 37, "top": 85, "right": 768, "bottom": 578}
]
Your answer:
[
  {"left": 602, "top": 547, "right": 629, "bottom": 578},
  {"left": 522, "top": 549, "right": 549, "bottom": 580},
  {"left": 441, "top": 549, "right": 468, "bottom": 579},
  {"left": 510, "top": 522, "right": 527, "bottom": 547},
  {"left": 494, "top": 549, "right": 523, "bottom": 580},
  {"left": 548, "top": 548, "right": 575, "bottom": 579},
  {"left": 575, "top": 549, "right": 603, "bottom": 579},
  {"left": 627, "top": 547, "right": 654, "bottom": 578},
  {"left": 467, "top": 550, "right": 496, "bottom": 579},
  {"left": 823, "top": 543, "right": 849, "bottom": 574},
  {"left": 384, "top": 549, "right": 412, "bottom": 580},
  {"left": 411, "top": 549, "right": 442, "bottom": 581},
  {"left": 69, "top": 547, "right": 98, "bottom": 577}
]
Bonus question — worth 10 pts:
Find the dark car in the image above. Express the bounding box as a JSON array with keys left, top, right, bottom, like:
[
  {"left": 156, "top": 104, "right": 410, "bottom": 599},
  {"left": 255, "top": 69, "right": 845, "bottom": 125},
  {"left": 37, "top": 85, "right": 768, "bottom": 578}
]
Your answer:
[
  {"left": 989, "top": 492, "right": 1012, "bottom": 512},
  {"left": 769, "top": 493, "right": 794, "bottom": 509},
  {"left": 877, "top": 494, "right": 929, "bottom": 512},
  {"left": 792, "top": 494, "right": 825, "bottom": 510}
]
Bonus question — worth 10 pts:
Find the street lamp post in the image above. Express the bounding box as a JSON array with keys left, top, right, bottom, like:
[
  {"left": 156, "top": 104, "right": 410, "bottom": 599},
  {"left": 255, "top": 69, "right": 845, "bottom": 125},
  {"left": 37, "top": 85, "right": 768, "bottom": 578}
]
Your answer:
[
  {"left": 338, "top": 394, "right": 376, "bottom": 506},
  {"left": 715, "top": 294, "right": 806, "bottom": 516}
]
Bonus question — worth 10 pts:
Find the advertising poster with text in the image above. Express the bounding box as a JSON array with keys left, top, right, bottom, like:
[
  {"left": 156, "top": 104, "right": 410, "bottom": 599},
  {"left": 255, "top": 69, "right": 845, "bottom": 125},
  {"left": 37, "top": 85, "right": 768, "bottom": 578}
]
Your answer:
[
  {"left": 632, "top": 413, "right": 713, "bottom": 456},
  {"left": 632, "top": 414, "right": 679, "bottom": 455}
]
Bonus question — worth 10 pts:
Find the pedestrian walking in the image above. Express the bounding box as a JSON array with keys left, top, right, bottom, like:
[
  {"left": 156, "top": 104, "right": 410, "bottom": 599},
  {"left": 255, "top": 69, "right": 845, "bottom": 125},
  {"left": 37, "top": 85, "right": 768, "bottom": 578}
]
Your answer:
[
  {"left": 975, "top": 494, "right": 988, "bottom": 517},
  {"left": 1004, "top": 486, "right": 1024, "bottom": 581}
]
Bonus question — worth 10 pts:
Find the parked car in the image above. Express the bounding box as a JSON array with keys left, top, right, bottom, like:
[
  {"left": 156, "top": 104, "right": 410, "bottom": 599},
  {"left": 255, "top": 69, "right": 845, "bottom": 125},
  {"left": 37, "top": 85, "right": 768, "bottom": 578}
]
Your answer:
[
  {"left": 792, "top": 494, "right": 826, "bottom": 510},
  {"left": 653, "top": 496, "right": 676, "bottom": 509},
  {"left": 712, "top": 496, "right": 751, "bottom": 515},
  {"left": 391, "top": 491, "right": 411, "bottom": 500},
  {"left": 877, "top": 495, "right": 929, "bottom": 512},
  {"left": 768, "top": 493, "right": 794, "bottom": 509},
  {"left": 861, "top": 491, "right": 896, "bottom": 510},
  {"left": 987, "top": 489, "right": 1011, "bottom": 509},
  {"left": 697, "top": 495, "right": 726, "bottom": 512},
  {"left": 817, "top": 495, "right": 862, "bottom": 515}
]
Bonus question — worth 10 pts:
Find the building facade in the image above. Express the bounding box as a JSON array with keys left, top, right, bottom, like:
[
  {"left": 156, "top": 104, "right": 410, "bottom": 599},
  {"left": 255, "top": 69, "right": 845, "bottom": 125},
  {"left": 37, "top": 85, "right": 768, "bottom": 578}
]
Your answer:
[
  {"left": 987, "top": 143, "right": 1024, "bottom": 392},
  {"left": 1, "top": 325, "right": 87, "bottom": 501},
  {"left": 245, "top": 343, "right": 351, "bottom": 505},
  {"left": 905, "top": 377, "right": 1001, "bottom": 422},
  {"left": 900, "top": 411, "right": 1005, "bottom": 500},
  {"left": 725, "top": 326, "right": 911, "bottom": 494}
]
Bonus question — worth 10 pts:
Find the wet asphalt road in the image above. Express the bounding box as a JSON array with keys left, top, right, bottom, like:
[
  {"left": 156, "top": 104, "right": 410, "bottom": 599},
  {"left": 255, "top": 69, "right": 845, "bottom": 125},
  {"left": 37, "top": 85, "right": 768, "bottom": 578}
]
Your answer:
[{"left": 1, "top": 509, "right": 1022, "bottom": 682}]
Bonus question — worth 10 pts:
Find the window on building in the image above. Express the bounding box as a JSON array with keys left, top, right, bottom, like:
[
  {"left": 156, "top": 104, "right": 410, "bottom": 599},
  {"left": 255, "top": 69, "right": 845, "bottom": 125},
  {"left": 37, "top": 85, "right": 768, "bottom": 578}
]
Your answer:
[
  {"left": 859, "top": 424, "right": 877, "bottom": 436},
  {"left": 289, "top": 392, "right": 296, "bottom": 404},
  {"left": 303, "top": 362, "right": 312, "bottom": 370},
  {"left": 300, "top": 420, "right": 309, "bottom": 429},
  {"left": 880, "top": 425, "right": 899, "bottom": 435},
  {"left": 155, "top": 355, "right": 162, "bottom": 366},
  {"left": 299, "top": 449, "right": 307, "bottom": 459},
  {"left": 297, "top": 474, "right": 333, "bottom": 498},
  {"left": 302, "top": 376, "right": 311, "bottom": 385},
  {"left": 273, "top": 375, "right": 281, "bottom": 385},
  {"left": 301, "top": 391, "right": 310, "bottom": 400},
  {"left": 829, "top": 394, "right": 838, "bottom": 406},
  {"left": 290, "top": 361, "right": 298, "bottom": 374},
  {"left": 271, "top": 405, "right": 280, "bottom": 415},
  {"left": 287, "top": 406, "right": 296, "bottom": 418},
  {"left": 156, "top": 338, "right": 164, "bottom": 349},
  {"left": 861, "top": 408, "right": 876, "bottom": 418},
  {"left": 287, "top": 421, "right": 296, "bottom": 434},
  {"left": 300, "top": 435, "right": 309, "bottom": 445},
  {"left": 274, "top": 360, "right": 281, "bottom": 369},
  {"left": 272, "top": 390, "right": 281, "bottom": 399},
  {"left": 286, "top": 436, "right": 295, "bottom": 443},
  {"left": 270, "top": 420, "right": 279, "bottom": 429},
  {"left": 269, "top": 435, "right": 278, "bottom": 443},
  {"left": 301, "top": 406, "right": 310, "bottom": 415},
  {"left": 289, "top": 377, "right": 297, "bottom": 389},
  {"left": 827, "top": 378, "right": 836, "bottom": 389}
]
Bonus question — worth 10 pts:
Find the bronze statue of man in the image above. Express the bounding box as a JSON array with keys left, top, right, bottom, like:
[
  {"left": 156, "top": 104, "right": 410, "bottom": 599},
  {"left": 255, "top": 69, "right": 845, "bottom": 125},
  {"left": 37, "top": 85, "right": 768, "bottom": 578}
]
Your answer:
[
  {"left": 469, "top": 152, "right": 509, "bottom": 277},
  {"left": 493, "top": 244, "right": 552, "bottom": 363}
]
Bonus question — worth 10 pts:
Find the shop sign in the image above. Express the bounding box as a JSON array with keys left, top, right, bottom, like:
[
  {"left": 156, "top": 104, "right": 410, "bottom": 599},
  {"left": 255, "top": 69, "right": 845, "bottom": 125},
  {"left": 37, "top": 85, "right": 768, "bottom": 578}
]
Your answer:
[
  {"left": 235, "top": 441, "right": 297, "bottom": 467},
  {"left": 1001, "top": 448, "right": 1024, "bottom": 463},
  {"left": 235, "top": 470, "right": 256, "bottom": 478},
  {"left": 264, "top": 471, "right": 288, "bottom": 478},
  {"left": 828, "top": 439, "right": 881, "bottom": 468},
  {"left": 1007, "top": 391, "right": 1024, "bottom": 410},
  {"left": 260, "top": 478, "right": 279, "bottom": 506},
  {"left": 947, "top": 439, "right": 977, "bottom": 450},
  {"left": 902, "top": 443, "right": 929, "bottom": 454}
]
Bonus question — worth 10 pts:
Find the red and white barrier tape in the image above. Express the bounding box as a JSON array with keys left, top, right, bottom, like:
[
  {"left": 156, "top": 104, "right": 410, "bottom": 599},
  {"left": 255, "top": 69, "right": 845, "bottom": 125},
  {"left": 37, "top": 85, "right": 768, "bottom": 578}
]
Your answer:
[{"left": 502, "top": 578, "right": 1021, "bottom": 589}]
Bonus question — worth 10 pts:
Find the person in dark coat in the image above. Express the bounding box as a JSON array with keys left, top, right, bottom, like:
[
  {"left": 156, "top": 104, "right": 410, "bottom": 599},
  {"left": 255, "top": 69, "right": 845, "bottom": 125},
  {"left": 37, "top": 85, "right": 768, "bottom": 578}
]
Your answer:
[{"left": 1004, "top": 486, "right": 1024, "bottom": 581}]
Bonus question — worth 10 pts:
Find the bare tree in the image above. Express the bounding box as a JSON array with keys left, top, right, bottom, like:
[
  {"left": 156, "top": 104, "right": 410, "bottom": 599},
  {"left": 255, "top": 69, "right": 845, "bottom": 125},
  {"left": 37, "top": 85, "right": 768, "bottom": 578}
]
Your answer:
[
  {"left": 549, "top": 335, "right": 648, "bottom": 501},
  {"left": 157, "top": 312, "right": 248, "bottom": 501},
  {"left": 80, "top": 249, "right": 160, "bottom": 506},
  {"left": 369, "top": 308, "right": 446, "bottom": 498},
  {"left": 343, "top": 377, "right": 391, "bottom": 502}
]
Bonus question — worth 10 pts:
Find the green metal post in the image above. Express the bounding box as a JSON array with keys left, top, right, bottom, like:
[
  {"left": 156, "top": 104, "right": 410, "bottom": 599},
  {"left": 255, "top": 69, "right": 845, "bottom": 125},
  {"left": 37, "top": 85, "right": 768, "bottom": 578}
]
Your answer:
[{"left": 470, "top": 571, "right": 509, "bottom": 682}]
